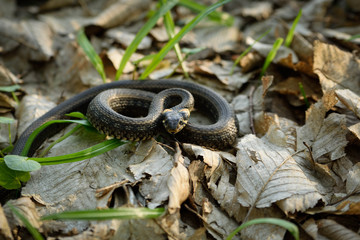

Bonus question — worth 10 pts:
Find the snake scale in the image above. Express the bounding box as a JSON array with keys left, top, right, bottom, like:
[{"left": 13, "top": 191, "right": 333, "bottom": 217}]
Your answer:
[{"left": 11, "top": 80, "right": 238, "bottom": 156}]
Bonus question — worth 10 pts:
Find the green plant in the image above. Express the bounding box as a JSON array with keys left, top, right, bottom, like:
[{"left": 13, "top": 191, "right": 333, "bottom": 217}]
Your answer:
[
  {"left": 284, "top": 9, "right": 302, "bottom": 47},
  {"left": 140, "top": 0, "right": 231, "bottom": 79},
  {"left": 298, "top": 82, "right": 310, "bottom": 108},
  {"left": 0, "top": 113, "right": 125, "bottom": 189},
  {"left": 260, "top": 37, "right": 283, "bottom": 78},
  {"left": 41, "top": 207, "right": 165, "bottom": 221},
  {"left": 226, "top": 218, "right": 299, "bottom": 240},
  {"left": 77, "top": 29, "right": 107, "bottom": 82},
  {"left": 0, "top": 117, "right": 15, "bottom": 156},
  {"left": 0, "top": 84, "right": 21, "bottom": 104},
  {"left": 231, "top": 29, "right": 271, "bottom": 75}
]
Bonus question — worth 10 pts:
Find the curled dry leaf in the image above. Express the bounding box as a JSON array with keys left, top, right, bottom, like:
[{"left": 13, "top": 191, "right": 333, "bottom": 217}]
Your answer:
[
  {"left": 0, "top": 204, "right": 13, "bottom": 240},
  {"left": 313, "top": 40, "right": 360, "bottom": 94},
  {"left": 167, "top": 150, "right": 190, "bottom": 214},
  {"left": 317, "top": 219, "right": 360, "bottom": 240},
  {"left": 91, "top": 0, "right": 151, "bottom": 29},
  {"left": 0, "top": 19, "right": 54, "bottom": 61},
  {"left": 4, "top": 197, "right": 42, "bottom": 231}
]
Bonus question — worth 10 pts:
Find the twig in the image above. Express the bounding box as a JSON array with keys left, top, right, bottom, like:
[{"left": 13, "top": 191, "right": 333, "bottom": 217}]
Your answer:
[{"left": 248, "top": 85, "right": 256, "bottom": 135}]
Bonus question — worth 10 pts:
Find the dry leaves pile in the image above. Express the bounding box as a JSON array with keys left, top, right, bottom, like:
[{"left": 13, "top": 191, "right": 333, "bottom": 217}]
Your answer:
[{"left": 0, "top": 0, "right": 360, "bottom": 239}]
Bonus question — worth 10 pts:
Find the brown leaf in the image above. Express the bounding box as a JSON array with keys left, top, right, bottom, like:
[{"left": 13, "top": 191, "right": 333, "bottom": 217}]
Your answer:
[
  {"left": 313, "top": 40, "right": 360, "bottom": 94},
  {"left": 317, "top": 219, "right": 360, "bottom": 240}
]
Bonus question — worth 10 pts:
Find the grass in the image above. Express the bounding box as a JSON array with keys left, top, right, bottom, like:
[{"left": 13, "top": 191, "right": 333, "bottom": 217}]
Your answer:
[
  {"left": 284, "top": 9, "right": 302, "bottom": 47},
  {"left": 139, "top": 0, "right": 231, "bottom": 79},
  {"left": 41, "top": 207, "right": 165, "bottom": 221},
  {"left": 260, "top": 37, "right": 283, "bottom": 78},
  {"left": 226, "top": 218, "right": 299, "bottom": 240},
  {"left": 77, "top": 29, "right": 106, "bottom": 82},
  {"left": 77, "top": 0, "right": 232, "bottom": 81},
  {"left": 0, "top": 84, "right": 21, "bottom": 104},
  {"left": 7, "top": 203, "right": 44, "bottom": 240}
]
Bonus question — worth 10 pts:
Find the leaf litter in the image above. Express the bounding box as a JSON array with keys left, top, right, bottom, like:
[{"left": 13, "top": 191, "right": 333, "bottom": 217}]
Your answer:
[{"left": 1, "top": 0, "right": 360, "bottom": 239}]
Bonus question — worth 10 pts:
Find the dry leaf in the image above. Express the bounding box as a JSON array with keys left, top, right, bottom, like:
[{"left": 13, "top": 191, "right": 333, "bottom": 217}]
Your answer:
[
  {"left": 4, "top": 197, "right": 42, "bottom": 231},
  {"left": 313, "top": 40, "right": 360, "bottom": 94},
  {"left": 317, "top": 219, "right": 360, "bottom": 240},
  {"left": 346, "top": 163, "right": 360, "bottom": 195},
  {"left": 236, "top": 134, "right": 323, "bottom": 211},
  {"left": 167, "top": 150, "right": 190, "bottom": 214},
  {"left": 296, "top": 92, "right": 348, "bottom": 161},
  {"left": 91, "top": 0, "right": 150, "bottom": 29},
  {"left": 0, "top": 204, "right": 13, "bottom": 240},
  {"left": 335, "top": 89, "right": 360, "bottom": 119},
  {"left": 16, "top": 95, "right": 56, "bottom": 136}
]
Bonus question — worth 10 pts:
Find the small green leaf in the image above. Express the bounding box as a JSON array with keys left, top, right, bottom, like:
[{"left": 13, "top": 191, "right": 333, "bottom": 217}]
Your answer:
[
  {"left": 41, "top": 207, "right": 165, "bottom": 221},
  {"left": 77, "top": 29, "right": 106, "bottom": 82},
  {"left": 0, "top": 84, "right": 21, "bottom": 92},
  {"left": 0, "top": 117, "right": 14, "bottom": 124},
  {"left": 5, "top": 155, "right": 41, "bottom": 171},
  {"left": 65, "top": 112, "right": 87, "bottom": 119},
  {"left": 347, "top": 34, "right": 360, "bottom": 41},
  {"left": 0, "top": 161, "right": 31, "bottom": 189}
]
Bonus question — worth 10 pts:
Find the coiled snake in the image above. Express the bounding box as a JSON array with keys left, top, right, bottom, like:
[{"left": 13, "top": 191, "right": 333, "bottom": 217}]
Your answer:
[{"left": 12, "top": 80, "right": 238, "bottom": 156}]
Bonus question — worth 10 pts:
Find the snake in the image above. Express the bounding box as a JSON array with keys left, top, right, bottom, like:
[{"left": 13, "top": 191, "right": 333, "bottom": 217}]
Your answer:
[{"left": 11, "top": 80, "right": 238, "bottom": 156}]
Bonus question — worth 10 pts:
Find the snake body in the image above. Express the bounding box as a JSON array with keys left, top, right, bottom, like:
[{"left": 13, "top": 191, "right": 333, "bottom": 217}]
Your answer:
[{"left": 12, "top": 80, "right": 238, "bottom": 156}]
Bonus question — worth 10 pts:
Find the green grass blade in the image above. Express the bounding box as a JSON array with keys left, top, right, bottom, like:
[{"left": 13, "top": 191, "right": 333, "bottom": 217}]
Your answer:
[
  {"left": 41, "top": 207, "right": 165, "bottom": 221},
  {"left": 140, "top": 0, "right": 231, "bottom": 79},
  {"left": 161, "top": 0, "right": 189, "bottom": 78},
  {"left": 226, "top": 218, "right": 299, "bottom": 240},
  {"left": 260, "top": 37, "right": 283, "bottom": 78},
  {"left": 231, "top": 29, "right": 271, "bottom": 75},
  {"left": 298, "top": 82, "right": 310, "bottom": 108},
  {"left": 284, "top": 9, "right": 302, "bottom": 47},
  {"left": 115, "top": 0, "right": 179, "bottom": 80},
  {"left": 179, "top": 0, "right": 233, "bottom": 26},
  {"left": 77, "top": 29, "right": 106, "bottom": 82},
  {"left": 38, "top": 125, "right": 82, "bottom": 157},
  {"left": 32, "top": 139, "right": 125, "bottom": 165},
  {"left": 7, "top": 203, "right": 44, "bottom": 240},
  {"left": 21, "top": 119, "right": 92, "bottom": 156},
  {"left": 347, "top": 34, "right": 360, "bottom": 41}
]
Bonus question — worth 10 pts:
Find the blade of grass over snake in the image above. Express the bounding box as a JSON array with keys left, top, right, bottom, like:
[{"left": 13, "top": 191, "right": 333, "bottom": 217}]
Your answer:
[
  {"left": 161, "top": 0, "right": 189, "bottom": 78},
  {"left": 32, "top": 139, "right": 125, "bottom": 165},
  {"left": 21, "top": 119, "right": 91, "bottom": 156},
  {"left": 179, "top": 0, "right": 233, "bottom": 26},
  {"left": 77, "top": 29, "right": 106, "bottom": 82},
  {"left": 284, "top": 9, "right": 302, "bottom": 47},
  {"left": 260, "top": 37, "right": 283, "bottom": 78},
  {"left": 115, "top": 0, "right": 179, "bottom": 80},
  {"left": 41, "top": 207, "right": 165, "bottom": 221},
  {"left": 226, "top": 218, "right": 299, "bottom": 240},
  {"left": 140, "top": 0, "right": 231, "bottom": 79}
]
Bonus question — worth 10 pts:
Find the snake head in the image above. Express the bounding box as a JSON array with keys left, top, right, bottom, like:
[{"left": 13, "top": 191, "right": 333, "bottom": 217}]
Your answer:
[{"left": 162, "top": 108, "right": 190, "bottom": 134}]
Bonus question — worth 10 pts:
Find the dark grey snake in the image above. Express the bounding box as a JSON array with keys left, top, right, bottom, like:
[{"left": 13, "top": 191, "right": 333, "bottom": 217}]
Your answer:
[{"left": 12, "top": 80, "right": 238, "bottom": 156}]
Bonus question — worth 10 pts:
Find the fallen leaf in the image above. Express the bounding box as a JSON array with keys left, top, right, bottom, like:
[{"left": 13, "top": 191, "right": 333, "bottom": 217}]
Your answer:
[{"left": 313, "top": 40, "right": 360, "bottom": 94}]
